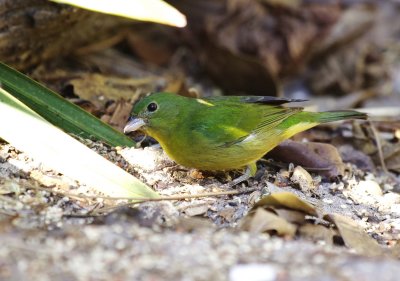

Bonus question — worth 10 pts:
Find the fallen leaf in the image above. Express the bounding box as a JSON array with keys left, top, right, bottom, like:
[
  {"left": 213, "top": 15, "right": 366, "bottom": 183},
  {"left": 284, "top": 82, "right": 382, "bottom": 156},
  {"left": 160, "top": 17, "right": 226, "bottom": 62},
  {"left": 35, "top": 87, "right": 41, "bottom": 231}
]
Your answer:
[
  {"left": 254, "top": 192, "right": 317, "bottom": 216},
  {"left": 241, "top": 208, "right": 296, "bottom": 236},
  {"left": 273, "top": 208, "right": 306, "bottom": 224},
  {"left": 299, "top": 224, "right": 336, "bottom": 245},
  {"left": 69, "top": 73, "right": 153, "bottom": 108},
  {"left": 327, "top": 213, "right": 386, "bottom": 257},
  {"left": 267, "top": 140, "right": 345, "bottom": 178},
  {"left": 0, "top": 88, "right": 158, "bottom": 199},
  {"left": 107, "top": 100, "right": 133, "bottom": 131}
]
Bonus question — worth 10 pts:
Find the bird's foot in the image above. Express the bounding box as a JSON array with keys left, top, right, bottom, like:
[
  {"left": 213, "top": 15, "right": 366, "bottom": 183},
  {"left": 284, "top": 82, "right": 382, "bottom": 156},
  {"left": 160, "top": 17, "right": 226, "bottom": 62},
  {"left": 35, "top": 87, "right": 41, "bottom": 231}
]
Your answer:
[{"left": 222, "top": 165, "right": 253, "bottom": 189}]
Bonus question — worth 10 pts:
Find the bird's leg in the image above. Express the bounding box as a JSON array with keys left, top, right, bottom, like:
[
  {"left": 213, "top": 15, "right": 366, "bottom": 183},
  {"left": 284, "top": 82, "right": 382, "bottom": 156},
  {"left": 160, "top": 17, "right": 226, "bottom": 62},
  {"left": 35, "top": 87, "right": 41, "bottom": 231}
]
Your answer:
[{"left": 226, "top": 162, "right": 257, "bottom": 188}]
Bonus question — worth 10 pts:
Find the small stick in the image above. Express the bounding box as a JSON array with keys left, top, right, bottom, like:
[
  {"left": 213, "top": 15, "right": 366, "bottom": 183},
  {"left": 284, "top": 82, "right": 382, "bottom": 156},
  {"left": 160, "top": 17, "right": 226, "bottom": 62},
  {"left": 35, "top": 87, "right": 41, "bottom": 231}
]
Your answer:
[
  {"left": 27, "top": 184, "right": 258, "bottom": 202},
  {"left": 369, "top": 121, "right": 390, "bottom": 175},
  {"left": 74, "top": 187, "right": 259, "bottom": 217}
]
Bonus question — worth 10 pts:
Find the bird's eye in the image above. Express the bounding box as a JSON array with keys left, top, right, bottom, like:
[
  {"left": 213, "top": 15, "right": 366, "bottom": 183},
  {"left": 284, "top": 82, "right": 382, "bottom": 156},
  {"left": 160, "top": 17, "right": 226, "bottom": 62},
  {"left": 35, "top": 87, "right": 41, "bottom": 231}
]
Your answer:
[{"left": 147, "top": 102, "right": 158, "bottom": 112}]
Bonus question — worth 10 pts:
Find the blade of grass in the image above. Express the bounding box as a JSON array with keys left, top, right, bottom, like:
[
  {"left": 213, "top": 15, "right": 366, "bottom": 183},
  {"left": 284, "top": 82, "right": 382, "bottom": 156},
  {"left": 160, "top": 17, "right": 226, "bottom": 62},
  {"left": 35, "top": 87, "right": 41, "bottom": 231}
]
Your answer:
[
  {"left": 0, "top": 62, "right": 134, "bottom": 147},
  {"left": 50, "top": 0, "right": 187, "bottom": 27},
  {"left": 0, "top": 87, "right": 159, "bottom": 198}
]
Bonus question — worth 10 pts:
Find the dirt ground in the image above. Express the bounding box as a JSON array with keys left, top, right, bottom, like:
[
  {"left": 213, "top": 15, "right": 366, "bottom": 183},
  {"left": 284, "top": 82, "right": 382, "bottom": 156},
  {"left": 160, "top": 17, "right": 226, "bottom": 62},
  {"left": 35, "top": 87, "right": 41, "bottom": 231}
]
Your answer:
[{"left": 1, "top": 137, "right": 400, "bottom": 281}]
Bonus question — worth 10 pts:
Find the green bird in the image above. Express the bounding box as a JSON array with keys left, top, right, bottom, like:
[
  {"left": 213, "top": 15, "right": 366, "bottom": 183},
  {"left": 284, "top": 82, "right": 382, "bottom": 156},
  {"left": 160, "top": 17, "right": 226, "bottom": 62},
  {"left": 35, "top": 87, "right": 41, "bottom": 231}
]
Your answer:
[{"left": 124, "top": 92, "right": 366, "bottom": 184}]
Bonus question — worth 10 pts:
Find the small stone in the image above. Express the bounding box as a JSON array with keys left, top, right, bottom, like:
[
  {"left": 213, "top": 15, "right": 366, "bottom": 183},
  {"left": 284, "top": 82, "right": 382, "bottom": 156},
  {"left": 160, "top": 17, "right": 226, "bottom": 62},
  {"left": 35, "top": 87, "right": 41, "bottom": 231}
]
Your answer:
[
  {"left": 380, "top": 192, "right": 400, "bottom": 205},
  {"left": 353, "top": 180, "right": 383, "bottom": 197},
  {"left": 184, "top": 204, "right": 209, "bottom": 217},
  {"left": 219, "top": 207, "right": 236, "bottom": 222}
]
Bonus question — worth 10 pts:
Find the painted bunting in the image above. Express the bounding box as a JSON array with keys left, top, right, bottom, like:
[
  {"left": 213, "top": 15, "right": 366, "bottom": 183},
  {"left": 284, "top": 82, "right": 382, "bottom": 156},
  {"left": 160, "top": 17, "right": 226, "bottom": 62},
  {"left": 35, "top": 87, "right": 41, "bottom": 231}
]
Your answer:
[{"left": 124, "top": 92, "right": 366, "bottom": 184}]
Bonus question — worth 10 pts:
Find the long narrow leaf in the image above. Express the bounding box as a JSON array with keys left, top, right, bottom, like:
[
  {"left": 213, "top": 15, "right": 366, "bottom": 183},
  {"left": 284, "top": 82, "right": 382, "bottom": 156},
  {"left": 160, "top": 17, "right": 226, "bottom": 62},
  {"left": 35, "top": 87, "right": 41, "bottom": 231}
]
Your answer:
[
  {"left": 0, "top": 62, "right": 134, "bottom": 147},
  {"left": 0, "top": 87, "right": 158, "bottom": 198},
  {"left": 50, "top": 0, "right": 187, "bottom": 27}
]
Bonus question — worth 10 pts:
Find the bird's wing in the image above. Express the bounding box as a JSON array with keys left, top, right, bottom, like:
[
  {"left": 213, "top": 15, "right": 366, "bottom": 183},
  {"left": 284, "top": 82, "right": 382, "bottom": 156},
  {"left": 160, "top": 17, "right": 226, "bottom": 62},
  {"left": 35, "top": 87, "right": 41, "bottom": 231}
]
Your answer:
[
  {"left": 188, "top": 99, "right": 302, "bottom": 148},
  {"left": 219, "top": 106, "right": 302, "bottom": 147},
  {"left": 208, "top": 95, "right": 306, "bottom": 105}
]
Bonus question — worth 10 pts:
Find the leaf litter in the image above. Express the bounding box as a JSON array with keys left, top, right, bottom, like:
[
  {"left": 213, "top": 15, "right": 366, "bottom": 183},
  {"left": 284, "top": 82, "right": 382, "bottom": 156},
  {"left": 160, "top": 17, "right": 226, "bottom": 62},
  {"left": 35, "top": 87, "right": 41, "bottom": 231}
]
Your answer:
[{"left": 2, "top": 0, "right": 400, "bottom": 280}]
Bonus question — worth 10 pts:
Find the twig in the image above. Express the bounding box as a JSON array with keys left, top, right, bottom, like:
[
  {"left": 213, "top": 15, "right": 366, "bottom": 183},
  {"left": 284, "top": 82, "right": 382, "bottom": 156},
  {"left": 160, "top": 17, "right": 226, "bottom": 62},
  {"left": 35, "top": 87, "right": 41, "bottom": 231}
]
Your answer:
[
  {"left": 369, "top": 121, "right": 390, "bottom": 175},
  {"left": 89, "top": 187, "right": 259, "bottom": 216},
  {"left": 27, "top": 184, "right": 257, "bottom": 202},
  {"left": 26, "top": 183, "right": 259, "bottom": 217}
]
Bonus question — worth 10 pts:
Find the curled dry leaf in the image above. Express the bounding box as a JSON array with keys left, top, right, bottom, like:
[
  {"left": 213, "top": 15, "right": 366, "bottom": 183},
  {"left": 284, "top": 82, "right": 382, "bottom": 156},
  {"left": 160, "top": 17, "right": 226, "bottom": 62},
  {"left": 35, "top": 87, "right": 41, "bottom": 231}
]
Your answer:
[
  {"left": 240, "top": 192, "right": 316, "bottom": 237},
  {"left": 240, "top": 208, "right": 297, "bottom": 236},
  {"left": 239, "top": 191, "right": 386, "bottom": 254},
  {"left": 253, "top": 192, "right": 317, "bottom": 216},
  {"left": 325, "top": 213, "right": 386, "bottom": 257},
  {"left": 267, "top": 140, "right": 345, "bottom": 178}
]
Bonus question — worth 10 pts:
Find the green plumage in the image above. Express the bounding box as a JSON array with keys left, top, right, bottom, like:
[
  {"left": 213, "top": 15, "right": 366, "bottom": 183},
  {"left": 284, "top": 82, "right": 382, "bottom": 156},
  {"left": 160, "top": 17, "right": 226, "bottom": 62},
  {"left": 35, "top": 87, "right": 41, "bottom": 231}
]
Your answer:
[{"left": 124, "top": 92, "right": 366, "bottom": 172}]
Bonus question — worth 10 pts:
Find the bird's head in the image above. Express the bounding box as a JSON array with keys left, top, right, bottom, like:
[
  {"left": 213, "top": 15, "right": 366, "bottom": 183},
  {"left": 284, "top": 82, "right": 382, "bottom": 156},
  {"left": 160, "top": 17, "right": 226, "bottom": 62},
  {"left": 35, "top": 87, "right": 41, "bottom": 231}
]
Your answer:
[{"left": 123, "top": 92, "right": 184, "bottom": 136}]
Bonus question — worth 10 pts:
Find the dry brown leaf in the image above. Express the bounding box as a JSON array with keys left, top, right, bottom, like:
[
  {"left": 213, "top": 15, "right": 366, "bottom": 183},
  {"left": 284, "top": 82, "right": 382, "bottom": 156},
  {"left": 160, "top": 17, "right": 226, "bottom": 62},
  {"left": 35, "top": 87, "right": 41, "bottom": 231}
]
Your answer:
[
  {"left": 298, "top": 224, "right": 337, "bottom": 245},
  {"left": 327, "top": 213, "right": 386, "bottom": 257},
  {"left": 241, "top": 208, "right": 296, "bottom": 236},
  {"left": 273, "top": 208, "right": 306, "bottom": 224},
  {"left": 107, "top": 100, "right": 133, "bottom": 132},
  {"left": 267, "top": 140, "right": 345, "bottom": 178},
  {"left": 254, "top": 192, "right": 317, "bottom": 216},
  {"left": 69, "top": 73, "right": 154, "bottom": 108}
]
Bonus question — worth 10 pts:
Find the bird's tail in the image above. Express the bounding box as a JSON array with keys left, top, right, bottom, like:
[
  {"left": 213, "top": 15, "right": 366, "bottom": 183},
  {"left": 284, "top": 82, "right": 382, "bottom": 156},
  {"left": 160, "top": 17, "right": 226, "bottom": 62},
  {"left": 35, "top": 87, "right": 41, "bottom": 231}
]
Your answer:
[{"left": 314, "top": 110, "right": 367, "bottom": 123}]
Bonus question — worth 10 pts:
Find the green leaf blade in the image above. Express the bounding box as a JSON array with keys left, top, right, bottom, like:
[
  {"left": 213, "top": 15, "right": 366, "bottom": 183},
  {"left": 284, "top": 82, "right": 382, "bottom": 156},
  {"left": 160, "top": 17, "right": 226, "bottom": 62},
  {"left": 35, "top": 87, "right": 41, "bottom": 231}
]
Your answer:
[{"left": 0, "top": 62, "right": 135, "bottom": 147}]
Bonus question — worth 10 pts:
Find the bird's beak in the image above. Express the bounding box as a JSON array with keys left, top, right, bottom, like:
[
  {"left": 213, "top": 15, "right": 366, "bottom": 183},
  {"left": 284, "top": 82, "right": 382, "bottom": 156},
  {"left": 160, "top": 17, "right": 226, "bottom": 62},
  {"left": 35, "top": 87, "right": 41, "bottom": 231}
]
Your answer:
[{"left": 123, "top": 117, "right": 146, "bottom": 134}]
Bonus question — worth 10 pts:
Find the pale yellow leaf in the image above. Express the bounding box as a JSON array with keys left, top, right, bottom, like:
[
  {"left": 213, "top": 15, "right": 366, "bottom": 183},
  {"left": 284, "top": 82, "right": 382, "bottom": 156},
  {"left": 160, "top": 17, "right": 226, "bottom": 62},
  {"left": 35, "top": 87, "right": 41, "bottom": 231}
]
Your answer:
[
  {"left": 0, "top": 88, "right": 158, "bottom": 199},
  {"left": 50, "top": 0, "right": 187, "bottom": 27}
]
